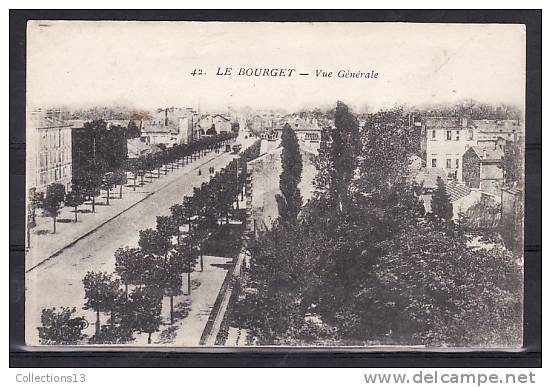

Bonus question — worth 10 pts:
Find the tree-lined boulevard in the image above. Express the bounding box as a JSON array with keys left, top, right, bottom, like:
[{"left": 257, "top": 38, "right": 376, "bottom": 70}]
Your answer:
[{"left": 26, "top": 135, "right": 257, "bottom": 345}]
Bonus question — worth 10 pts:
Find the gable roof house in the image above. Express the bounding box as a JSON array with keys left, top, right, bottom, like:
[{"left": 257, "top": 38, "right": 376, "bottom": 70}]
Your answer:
[{"left": 462, "top": 146, "right": 505, "bottom": 198}]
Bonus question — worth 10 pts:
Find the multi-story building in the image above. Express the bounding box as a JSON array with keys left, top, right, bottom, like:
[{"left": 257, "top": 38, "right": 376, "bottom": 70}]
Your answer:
[
  {"left": 212, "top": 114, "right": 232, "bottom": 133},
  {"left": 272, "top": 117, "right": 324, "bottom": 152},
  {"left": 141, "top": 108, "right": 194, "bottom": 146},
  {"left": 27, "top": 109, "right": 73, "bottom": 193},
  {"left": 473, "top": 119, "right": 524, "bottom": 143},
  {"left": 423, "top": 116, "right": 476, "bottom": 181},
  {"left": 194, "top": 113, "right": 233, "bottom": 136},
  {"left": 462, "top": 145, "right": 505, "bottom": 198}
]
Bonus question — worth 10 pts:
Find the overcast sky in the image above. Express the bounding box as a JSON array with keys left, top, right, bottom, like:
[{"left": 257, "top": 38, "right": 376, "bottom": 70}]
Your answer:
[{"left": 27, "top": 21, "right": 526, "bottom": 112}]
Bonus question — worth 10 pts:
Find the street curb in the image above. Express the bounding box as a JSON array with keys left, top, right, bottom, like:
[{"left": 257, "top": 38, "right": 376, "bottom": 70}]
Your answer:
[{"left": 26, "top": 152, "right": 228, "bottom": 274}]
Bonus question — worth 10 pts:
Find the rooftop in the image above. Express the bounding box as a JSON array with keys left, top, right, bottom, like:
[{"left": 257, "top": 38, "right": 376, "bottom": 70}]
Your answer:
[
  {"left": 29, "top": 114, "right": 72, "bottom": 129},
  {"left": 473, "top": 119, "right": 523, "bottom": 133},
  {"left": 423, "top": 116, "right": 470, "bottom": 129},
  {"left": 445, "top": 181, "right": 472, "bottom": 202},
  {"left": 468, "top": 146, "right": 504, "bottom": 162}
]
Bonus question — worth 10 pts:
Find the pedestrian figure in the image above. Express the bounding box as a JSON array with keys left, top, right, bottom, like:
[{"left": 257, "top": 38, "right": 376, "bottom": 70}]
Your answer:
[{"left": 198, "top": 169, "right": 202, "bottom": 176}]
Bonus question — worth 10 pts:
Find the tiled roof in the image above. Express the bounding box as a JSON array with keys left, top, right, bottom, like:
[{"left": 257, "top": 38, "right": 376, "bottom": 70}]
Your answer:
[
  {"left": 213, "top": 114, "right": 231, "bottom": 121},
  {"left": 445, "top": 181, "right": 472, "bottom": 202},
  {"left": 469, "top": 146, "right": 504, "bottom": 161},
  {"left": 281, "top": 118, "right": 321, "bottom": 132}
]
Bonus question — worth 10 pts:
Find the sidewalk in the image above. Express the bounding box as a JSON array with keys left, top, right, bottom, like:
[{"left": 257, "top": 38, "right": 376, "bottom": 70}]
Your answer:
[
  {"left": 157, "top": 255, "right": 234, "bottom": 346},
  {"left": 26, "top": 150, "right": 226, "bottom": 272}
]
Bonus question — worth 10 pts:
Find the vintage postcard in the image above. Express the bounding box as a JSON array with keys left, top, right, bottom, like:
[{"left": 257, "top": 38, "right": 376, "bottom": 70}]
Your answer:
[{"left": 25, "top": 21, "right": 525, "bottom": 348}]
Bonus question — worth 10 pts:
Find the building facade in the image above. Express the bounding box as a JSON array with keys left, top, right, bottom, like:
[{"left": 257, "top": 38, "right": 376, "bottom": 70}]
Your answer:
[
  {"left": 27, "top": 110, "right": 73, "bottom": 193},
  {"left": 212, "top": 114, "right": 232, "bottom": 133},
  {"left": 141, "top": 107, "right": 197, "bottom": 146},
  {"left": 423, "top": 116, "right": 476, "bottom": 181},
  {"left": 462, "top": 146, "right": 505, "bottom": 198}
]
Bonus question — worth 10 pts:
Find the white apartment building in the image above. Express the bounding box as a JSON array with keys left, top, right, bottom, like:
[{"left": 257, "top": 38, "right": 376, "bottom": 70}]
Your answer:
[
  {"left": 424, "top": 116, "right": 476, "bottom": 182},
  {"left": 27, "top": 109, "right": 73, "bottom": 194}
]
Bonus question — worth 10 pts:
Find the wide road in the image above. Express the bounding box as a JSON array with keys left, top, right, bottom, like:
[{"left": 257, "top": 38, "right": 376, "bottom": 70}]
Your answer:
[{"left": 25, "top": 147, "right": 246, "bottom": 345}]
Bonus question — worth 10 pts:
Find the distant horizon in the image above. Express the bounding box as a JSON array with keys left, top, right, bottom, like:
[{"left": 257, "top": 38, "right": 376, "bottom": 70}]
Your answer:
[{"left": 35, "top": 98, "right": 524, "bottom": 118}]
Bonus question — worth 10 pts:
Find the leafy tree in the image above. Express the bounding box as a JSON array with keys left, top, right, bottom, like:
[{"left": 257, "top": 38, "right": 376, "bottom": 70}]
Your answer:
[
  {"left": 113, "top": 169, "right": 127, "bottom": 199},
  {"left": 190, "top": 220, "right": 212, "bottom": 272},
  {"left": 170, "top": 204, "right": 187, "bottom": 242},
  {"left": 156, "top": 215, "right": 178, "bottom": 244},
  {"left": 42, "top": 183, "right": 65, "bottom": 233},
  {"left": 276, "top": 123, "right": 303, "bottom": 222},
  {"left": 162, "top": 257, "right": 184, "bottom": 324},
  {"left": 64, "top": 190, "right": 85, "bottom": 222},
  {"left": 125, "top": 159, "right": 140, "bottom": 191},
  {"left": 171, "top": 239, "right": 197, "bottom": 295},
  {"left": 91, "top": 293, "right": 135, "bottom": 344},
  {"left": 37, "top": 307, "right": 87, "bottom": 345},
  {"left": 238, "top": 222, "right": 325, "bottom": 344},
  {"left": 115, "top": 247, "right": 146, "bottom": 298},
  {"left": 27, "top": 189, "right": 44, "bottom": 248},
  {"left": 431, "top": 177, "right": 453, "bottom": 220},
  {"left": 182, "top": 196, "right": 197, "bottom": 231},
  {"left": 331, "top": 101, "right": 361, "bottom": 212},
  {"left": 102, "top": 172, "right": 118, "bottom": 205},
  {"left": 89, "top": 322, "right": 135, "bottom": 344},
  {"left": 138, "top": 228, "right": 172, "bottom": 259},
  {"left": 136, "top": 155, "right": 148, "bottom": 186},
  {"left": 28, "top": 188, "right": 43, "bottom": 227},
  {"left": 129, "top": 286, "right": 163, "bottom": 344},
  {"left": 78, "top": 170, "right": 102, "bottom": 213},
  {"left": 352, "top": 221, "right": 522, "bottom": 346},
  {"left": 82, "top": 271, "right": 122, "bottom": 336},
  {"left": 358, "top": 108, "right": 415, "bottom": 194}
]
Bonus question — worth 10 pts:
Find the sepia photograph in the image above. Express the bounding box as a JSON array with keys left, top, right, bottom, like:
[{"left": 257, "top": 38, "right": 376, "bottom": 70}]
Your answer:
[{"left": 23, "top": 20, "right": 526, "bottom": 349}]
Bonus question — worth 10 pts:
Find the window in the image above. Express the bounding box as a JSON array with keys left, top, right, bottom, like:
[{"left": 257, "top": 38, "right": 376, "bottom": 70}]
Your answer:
[
  {"left": 432, "top": 130, "right": 436, "bottom": 139},
  {"left": 446, "top": 159, "right": 452, "bottom": 169},
  {"left": 455, "top": 130, "right": 460, "bottom": 141},
  {"left": 431, "top": 159, "right": 437, "bottom": 168},
  {"left": 468, "top": 130, "right": 474, "bottom": 140},
  {"left": 446, "top": 131, "right": 452, "bottom": 140}
]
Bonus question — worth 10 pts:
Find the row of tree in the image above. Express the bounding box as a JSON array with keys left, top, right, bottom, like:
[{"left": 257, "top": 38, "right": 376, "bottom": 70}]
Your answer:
[
  {"left": 234, "top": 102, "right": 522, "bottom": 347},
  {"left": 38, "top": 139, "right": 262, "bottom": 345},
  {"left": 27, "top": 132, "right": 237, "bottom": 242}
]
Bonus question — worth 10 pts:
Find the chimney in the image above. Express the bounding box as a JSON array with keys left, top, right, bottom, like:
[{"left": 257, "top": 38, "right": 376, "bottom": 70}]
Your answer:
[{"left": 165, "top": 108, "right": 168, "bottom": 127}]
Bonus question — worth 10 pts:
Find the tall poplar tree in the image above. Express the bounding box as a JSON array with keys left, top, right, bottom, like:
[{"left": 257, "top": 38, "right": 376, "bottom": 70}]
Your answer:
[
  {"left": 330, "top": 101, "right": 361, "bottom": 212},
  {"left": 276, "top": 123, "right": 303, "bottom": 222}
]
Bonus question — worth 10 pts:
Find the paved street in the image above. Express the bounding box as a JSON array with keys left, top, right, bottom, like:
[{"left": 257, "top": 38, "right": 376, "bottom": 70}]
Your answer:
[
  {"left": 26, "top": 148, "right": 230, "bottom": 272},
  {"left": 25, "top": 137, "right": 254, "bottom": 345}
]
